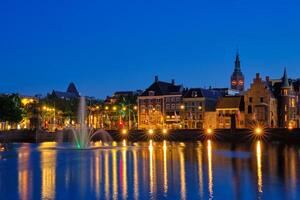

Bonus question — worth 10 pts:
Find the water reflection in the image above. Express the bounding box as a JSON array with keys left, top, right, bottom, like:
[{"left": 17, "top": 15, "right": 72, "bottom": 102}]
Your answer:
[
  {"left": 207, "top": 140, "right": 214, "bottom": 200},
  {"left": 121, "top": 142, "right": 128, "bottom": 199},
  {"left": 133, "top": 148, "right": 139, "bottom": 200},
  {"left": 179, "top": 144, "right": 186, "bottom": 200},
  {"left": 256, "top": 141, "right": 263, "bottom": 194},
  {"left": 197, "top": 142, "right": 204, "bottom": 199},
  {"left": 112, "top": 148, "right": 118, "bottom": 200},
  {"left": 163, "top": 140, "right": 168, "bottom": 195},
  {"left": 2, "top": 141, "right": 300, "bottom": 200},
  {"left": 18, "top": 144, "right": 32, "bottom": 200},
  {"left": 40, "top": 142, "right": 57, "bottom": 200}
]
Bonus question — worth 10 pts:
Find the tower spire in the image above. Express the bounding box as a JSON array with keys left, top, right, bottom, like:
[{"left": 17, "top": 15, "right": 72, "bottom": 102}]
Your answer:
[
  {"left": 234, "top": 51, "right": 241, "bottom": 72},
  {"left": 282, "top": 67, "right": 290, "bottom": 88}
]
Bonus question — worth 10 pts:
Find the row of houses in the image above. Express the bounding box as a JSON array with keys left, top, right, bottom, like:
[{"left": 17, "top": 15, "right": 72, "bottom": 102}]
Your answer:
[{"left": 137, "top": 57, "right": 300, "bottom": 130}]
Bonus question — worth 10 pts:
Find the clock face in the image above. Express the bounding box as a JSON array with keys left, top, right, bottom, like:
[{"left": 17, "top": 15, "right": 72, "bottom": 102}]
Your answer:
[
  {"left": 239, "top": 80, "right": 244, "bottom": 86},
  {"left": 231, "top": 80, "right": 237, "bottom": 86}
]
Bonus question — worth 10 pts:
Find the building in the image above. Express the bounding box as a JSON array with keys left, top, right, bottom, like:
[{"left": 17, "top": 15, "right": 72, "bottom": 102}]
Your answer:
[
  {"left": 138, "top": 76, "right": 183, "bottom": 129},
  {"left": 52, "top": 82, "right": 80, "bottom": 99},
  {"left": 181, "top": 88, "right": 221, "bottom": 129},
  {"left": 270, "top": 69, "right": 299, "bottom": 128},
  {"left": 230, "top": 52, "right": 245, "bottom": 92},
  {"left": 244, "top": 73, "right": 277, "bottom": 127},
  {"left": 216, "top": 96, "right": 245, "bottom": 129}
]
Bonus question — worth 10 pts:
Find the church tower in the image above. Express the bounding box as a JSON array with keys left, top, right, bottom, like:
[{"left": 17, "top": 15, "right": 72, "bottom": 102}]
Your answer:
[{"left": 230, "top": 52, "right": 245, "bottom": 91}]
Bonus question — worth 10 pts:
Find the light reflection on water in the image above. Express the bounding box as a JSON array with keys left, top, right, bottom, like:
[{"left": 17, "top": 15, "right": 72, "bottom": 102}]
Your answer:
[{"left": 0, "top": 140, "right": 300, "bottom": 199}]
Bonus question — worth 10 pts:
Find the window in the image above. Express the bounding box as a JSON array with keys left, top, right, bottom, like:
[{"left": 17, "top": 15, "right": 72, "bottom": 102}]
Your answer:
[
  {"left": 166, "top": 104, "right": 170, "bottom": 109},
  {"left": 171, "top": 104, "right": 175, "bottom": 109},
  {"left": 176, "top": 97, "right": 181, "bottom": 102},
  {"left": 291, "top": 98, "right": 296, "bottom": 107},
  {"left": 260, "top": 97, "right": 264, "bottom": 103},
  {"left": 156, "top": 105, "right": 161, "bottom": 110},
  {"left": 249, "top": 97, "right": 253, "bottom": 103},
  {"left": 149, "top": 91, "right": 155, "bottom": 96},
  {"left": 157, "top": 99, "right": 161, "bottom": 103},
  {"left": 192, "top": 91, "right": 198, "bottom": 97},
  {"left": 171, "top": 97, "right": 175, "bottom": 102},
  {"left": 248, "top": 105, "right": 252, "bottom": 114},
  {"left": 166, "top": 98, "right": 170, "bottom": 102}
]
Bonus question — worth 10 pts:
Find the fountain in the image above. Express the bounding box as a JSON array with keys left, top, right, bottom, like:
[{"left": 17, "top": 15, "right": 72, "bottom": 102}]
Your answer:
[{"left": 71, "top": 96, "right": 112, "bottom": 149}]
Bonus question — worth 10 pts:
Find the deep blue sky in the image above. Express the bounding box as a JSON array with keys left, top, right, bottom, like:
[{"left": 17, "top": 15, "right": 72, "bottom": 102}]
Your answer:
[{"left": 1, "top": 0, "right": 300, "bottom": 98}]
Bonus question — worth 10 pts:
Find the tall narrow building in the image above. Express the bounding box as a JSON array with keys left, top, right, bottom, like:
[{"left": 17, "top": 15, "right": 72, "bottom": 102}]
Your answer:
[{"left": 230, "top": 52, "right": 245, "bottom": 92}]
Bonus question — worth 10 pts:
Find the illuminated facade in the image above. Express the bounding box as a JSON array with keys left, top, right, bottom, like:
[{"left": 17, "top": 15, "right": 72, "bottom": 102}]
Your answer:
[
  {"left": 181, "top": 88, "right": 221, "bottom": 129},
  {"left": 244, "top": 73, "right": 277, "bottom": 127},
  {"left": 216, "top": 96, "right": 245, "bottom": 129},
  {"left": 138, "top": 76, "right": 183, "bottom": 129},
  {"left": 269, "top": 69, "right": 300, "bottom": 128}
]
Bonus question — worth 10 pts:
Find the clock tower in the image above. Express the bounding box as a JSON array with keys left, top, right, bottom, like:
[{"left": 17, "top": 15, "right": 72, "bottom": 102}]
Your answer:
[{"left": 230, "top": 52, "right": 245, "bottom": 91}]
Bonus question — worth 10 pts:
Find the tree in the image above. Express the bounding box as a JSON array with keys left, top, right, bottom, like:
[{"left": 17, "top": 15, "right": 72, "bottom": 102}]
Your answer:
[{"left": 0, "top": 94, "right": 23, "bottom": 123}]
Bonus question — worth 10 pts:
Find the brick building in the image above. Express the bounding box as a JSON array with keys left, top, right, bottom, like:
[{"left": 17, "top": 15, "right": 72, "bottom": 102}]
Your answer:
[
  {"left": 181, "top": 88, "right": 221, "bottom": 129},
  {"left": 244, "top": 73, "right": 277, "bottom": 127},
  {"left": 138, "top": 76, "right": 183, "bottom": 129}
]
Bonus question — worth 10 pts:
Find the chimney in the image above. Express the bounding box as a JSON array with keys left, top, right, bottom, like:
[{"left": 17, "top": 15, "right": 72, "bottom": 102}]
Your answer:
[
  {"left": 171, "top": 79, "right": 175, "bottom": 85},
  {"left": 155, "top": 76, "right": 158, "bottom": 83},
  {"left": 266, "top": 76, "right": 270, "bottom": 82},
  {"left": 256, "top": 73, "right": 260, "bottom": 79}
]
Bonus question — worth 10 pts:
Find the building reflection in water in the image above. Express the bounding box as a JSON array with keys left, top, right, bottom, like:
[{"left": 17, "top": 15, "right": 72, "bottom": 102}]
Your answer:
[
  {"left": 197, "top": 142, "right": 204, "bottom": 199},
  {"left": 18, "top": 144, "right": 32, "bottom": 200},
  {"left": 133, "top": 148, "right": 139, "bottom": 200},
  {"left": 104, "top": 150, "right": 110, "bottom": 199},
  {"left": 112, "top": 148, "right": 118, "bottom": 200},
  {"left": 121, "top": 141, "right": 128, "bottom": 199},
  {"left": 40, "top": 142, "right": 57, "bottom": 200},
  {"left": 256, "top": 141, "right": 263, "bottom": 194},
  {"left": 149, "top": 139, "right": 157, "bottom": 198},
  {"left": 179, "top": 144, "right": 186, "bottom": 200},
  {"left": 163, "top": 140, "right": 168, "bottom": 195},
  {"left": 94, "top": 150, "right": 102, "bottom": 199},
  {"left": 207, "top": 140, "right": 213, "bottom": 200}
]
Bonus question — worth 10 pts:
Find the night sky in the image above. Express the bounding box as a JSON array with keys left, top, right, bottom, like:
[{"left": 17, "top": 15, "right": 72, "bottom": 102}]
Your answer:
[{"left": 1, "top": 0, "right": 300, "bottom": 98}]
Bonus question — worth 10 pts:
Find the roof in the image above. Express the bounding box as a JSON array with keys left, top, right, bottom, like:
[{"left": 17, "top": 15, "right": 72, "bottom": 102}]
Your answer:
[
  {"left": 282, "top": 68, "right": 290, "bottom": 88},
  {"left": 183, "top": 88, "right": 221, "bottom": 99},
  {"left": 67, "top": 82, "right": 79, "bottom": 96},
  {"left": 52, "top": 91, "right": 79, "bottom": 99},
  {"left": 140, "top": 81, "right": 183, "bottom": 96},
  {"left": 216, "top": 96, "right": 245, "bottom": 111}
]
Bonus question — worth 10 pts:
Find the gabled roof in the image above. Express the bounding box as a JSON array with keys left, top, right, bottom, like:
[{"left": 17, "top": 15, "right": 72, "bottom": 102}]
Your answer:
[
  {"left": 67, "top": 82, "right": 79, "bottom": 96},
  {"left": 140, "top": 81, "right": 183, "bottom": 96},
  {"left": 52, "top": 82, "right": 80, "bottom": 99},
  {"left": 216, "top": 96, "right": 245, "bottom": 111}
]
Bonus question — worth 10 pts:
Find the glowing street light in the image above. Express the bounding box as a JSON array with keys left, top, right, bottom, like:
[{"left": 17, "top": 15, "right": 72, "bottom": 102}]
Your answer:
[
  {"left": 255, "top": 127, "right": 262, "bottom": 135},
  {"left": 148, "top": 129, "right": 154, "bottom": 135},
  {"left": 113, "top": 106, "right": 117, "bottom": 111},
  {"left": 206, "top": 128, "right": 213, "bottom": 135},
  {"left": 162, "top": 128, "right": 168, "bottom": 135},
  {"left": 121, "top": 129, "right": 128, "bottom": 135},
  {"left": 180, "top": 105, "right": 185, "bottom": 110}
]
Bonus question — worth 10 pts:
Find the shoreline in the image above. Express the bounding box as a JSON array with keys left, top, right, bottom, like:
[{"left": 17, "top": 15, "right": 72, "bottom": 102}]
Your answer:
[{"left": 0, "top": 128, "right": 300, "bottom": 144}]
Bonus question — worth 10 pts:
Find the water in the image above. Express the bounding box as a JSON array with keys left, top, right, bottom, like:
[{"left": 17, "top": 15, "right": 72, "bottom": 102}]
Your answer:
[
  {"left": 71, "top": 96, "right": 112, "bottom": 149},
  {"left": 0, "top": 140, "right": 300, "bottom": 200}
]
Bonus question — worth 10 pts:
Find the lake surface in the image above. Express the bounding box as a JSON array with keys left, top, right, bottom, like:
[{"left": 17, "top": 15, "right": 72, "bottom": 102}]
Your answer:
[{"left": 0, "top": 140, "right": 299, "bottom": 200}]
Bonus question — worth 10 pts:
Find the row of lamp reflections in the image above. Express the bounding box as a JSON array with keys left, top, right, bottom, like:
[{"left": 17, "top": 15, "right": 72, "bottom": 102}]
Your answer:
[
  {"left": 121, "top": 128, "right": 168, "bottom": 136},
  {"left": 120, "top": 126, "right": 266, "bottom": 138}
]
